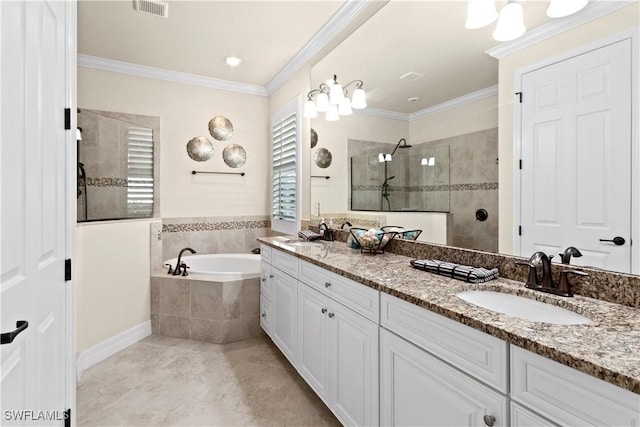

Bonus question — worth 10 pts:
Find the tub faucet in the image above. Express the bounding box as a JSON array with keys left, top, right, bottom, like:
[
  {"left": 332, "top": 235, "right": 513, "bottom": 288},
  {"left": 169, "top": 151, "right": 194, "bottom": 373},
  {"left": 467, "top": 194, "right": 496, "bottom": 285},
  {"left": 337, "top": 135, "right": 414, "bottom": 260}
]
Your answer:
[
  {"left": 173, "top": 247, "right": 196, "bottom": 276},
  {"left": 559, "top": 246, "right": 582, "bottom": 264}
]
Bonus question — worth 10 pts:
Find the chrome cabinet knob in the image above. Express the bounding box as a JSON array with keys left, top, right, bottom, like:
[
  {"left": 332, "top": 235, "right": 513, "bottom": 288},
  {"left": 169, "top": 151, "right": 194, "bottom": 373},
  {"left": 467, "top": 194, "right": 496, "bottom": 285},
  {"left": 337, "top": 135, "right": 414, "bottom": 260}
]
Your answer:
[
  {"left": 261, "top": 277, "right": 266, "bottom": 282},
  {"left": 321, "top": 308, "right": 327, "bottom": 314},
  {"left": 483, "top": 415, "right": 496, "bottom": 426},
  {"left": 261, "top": 312, "right": 266, "bottom": 318},
  {"left": 269, "top": 274, "right": 274, "bottom": 278},
  {"left": 325, "top": 282, "right": 331, "bottom": 288},
  {"left": 328, "top": 312, "right": 335, "bottom": 318}
]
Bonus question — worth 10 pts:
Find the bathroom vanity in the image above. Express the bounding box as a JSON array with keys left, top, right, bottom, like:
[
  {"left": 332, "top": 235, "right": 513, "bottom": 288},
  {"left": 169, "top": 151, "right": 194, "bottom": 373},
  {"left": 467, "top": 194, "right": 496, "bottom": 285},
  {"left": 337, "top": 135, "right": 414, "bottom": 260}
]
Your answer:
[{"left": 258, "top": 237, "right": 640, "bottom": 426}]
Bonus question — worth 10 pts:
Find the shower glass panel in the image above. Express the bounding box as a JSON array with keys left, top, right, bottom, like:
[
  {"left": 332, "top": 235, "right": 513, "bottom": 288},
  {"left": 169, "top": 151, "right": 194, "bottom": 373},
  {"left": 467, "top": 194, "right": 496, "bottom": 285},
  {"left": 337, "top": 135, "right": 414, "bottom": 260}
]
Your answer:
[{"left": 349, "top": 139, "right": 450, "bottom": 212}]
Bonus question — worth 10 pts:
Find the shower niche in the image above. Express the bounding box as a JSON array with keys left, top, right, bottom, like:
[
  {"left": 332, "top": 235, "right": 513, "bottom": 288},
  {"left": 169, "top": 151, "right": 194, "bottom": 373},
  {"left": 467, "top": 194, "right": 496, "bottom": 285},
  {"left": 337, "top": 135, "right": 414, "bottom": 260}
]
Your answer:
[
  {"left": 77, "top": 109, "right": 160, "bottom": 222},
  {"left": 348, "top": 138, "right": 450, "bottom": 212}
]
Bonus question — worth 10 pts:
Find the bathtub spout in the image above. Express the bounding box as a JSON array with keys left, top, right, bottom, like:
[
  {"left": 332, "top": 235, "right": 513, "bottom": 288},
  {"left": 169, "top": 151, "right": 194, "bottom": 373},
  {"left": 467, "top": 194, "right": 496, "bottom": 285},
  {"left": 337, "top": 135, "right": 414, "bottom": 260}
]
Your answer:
[
  {"left": 173, "top": 247, "right": 196, "bottom": 276},
  {"left": 251, "top": 247, "right": 261, "bottom": 254}
]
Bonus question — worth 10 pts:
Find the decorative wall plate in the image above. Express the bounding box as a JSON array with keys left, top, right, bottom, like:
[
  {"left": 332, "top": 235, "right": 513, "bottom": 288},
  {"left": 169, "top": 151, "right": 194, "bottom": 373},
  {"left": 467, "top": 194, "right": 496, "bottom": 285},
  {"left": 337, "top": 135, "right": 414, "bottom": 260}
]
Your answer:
[
  {"left": 208, "top": 116, "right": 234, "bottom": 141},
  {"left": 186, "top": 136, "right": 214, "bottom": 162},
  {"left": 311, "top": 128, "right": 318, "bottom": 148},
  {"left": 314, "top": 148, "right": 332, "bottom": 169},
  {"left": 222, "top": 144, "right": 247, "bottom": 168}
]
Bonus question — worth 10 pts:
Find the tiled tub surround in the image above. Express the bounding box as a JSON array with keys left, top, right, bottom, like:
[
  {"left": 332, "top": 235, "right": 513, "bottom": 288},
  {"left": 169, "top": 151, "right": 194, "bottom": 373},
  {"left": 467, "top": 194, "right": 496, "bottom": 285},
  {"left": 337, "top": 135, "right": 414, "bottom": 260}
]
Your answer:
[
  {"left": 159, "top": 216, "right": 273, "bottom": 266},
  {"left": 259, "top": 236, "right": 640, "bottom": 394},
  {"left": 150, "top": 275, "right": 262, "bottom": 344}
]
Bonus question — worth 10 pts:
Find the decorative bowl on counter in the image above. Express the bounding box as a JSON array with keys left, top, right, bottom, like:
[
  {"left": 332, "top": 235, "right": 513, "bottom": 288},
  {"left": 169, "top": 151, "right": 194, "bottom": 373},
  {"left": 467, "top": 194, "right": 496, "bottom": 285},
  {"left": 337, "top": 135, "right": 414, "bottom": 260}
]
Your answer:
[
  {"left": 381, "top": 226, "right": 422, "bottom": 241},
  {"left": 349, "top": 228, "right": 398, "bottom": 254}
]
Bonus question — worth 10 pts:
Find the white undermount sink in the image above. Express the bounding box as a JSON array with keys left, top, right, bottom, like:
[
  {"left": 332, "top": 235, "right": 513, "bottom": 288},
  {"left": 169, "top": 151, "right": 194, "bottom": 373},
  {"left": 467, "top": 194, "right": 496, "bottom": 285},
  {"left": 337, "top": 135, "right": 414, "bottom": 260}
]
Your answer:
[
  {"left": 456, "top": 291, "right": 591, "bottom": 325},
  {"left": 285, "top": 240, "right": 322, "bottom": 247}
]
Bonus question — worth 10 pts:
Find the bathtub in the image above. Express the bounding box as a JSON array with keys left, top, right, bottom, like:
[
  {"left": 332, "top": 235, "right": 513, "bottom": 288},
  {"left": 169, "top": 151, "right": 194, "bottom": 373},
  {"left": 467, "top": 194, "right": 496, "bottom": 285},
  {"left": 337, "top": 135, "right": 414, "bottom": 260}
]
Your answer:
[
  {"left": 164, "top": 253, "right": 261, "bottom": 278},
  {"left": 153, "top": 253, "right": 263, "bottom": 344}
]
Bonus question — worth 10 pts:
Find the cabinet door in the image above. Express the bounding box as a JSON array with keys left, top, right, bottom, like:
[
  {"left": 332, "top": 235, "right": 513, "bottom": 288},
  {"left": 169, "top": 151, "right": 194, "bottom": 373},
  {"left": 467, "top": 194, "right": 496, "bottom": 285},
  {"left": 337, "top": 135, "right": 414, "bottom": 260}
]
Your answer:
[
  {"left": 260, "top": 261, "right": 273, "bottom": 299},
  {"left": 381, "top": 329, "right": 507, "bottom": 427},
  {"left": 297, "top": 284, "right": 330, "bottom": 404},
  {"left": 259, "top": 293, "right": 272, "bottom": 337},
  {"left": 329, "top": 303, "right": 379, "bottom": 427},
  {"left": 271, "top": 269, "right": 297, "bottom": 365}
]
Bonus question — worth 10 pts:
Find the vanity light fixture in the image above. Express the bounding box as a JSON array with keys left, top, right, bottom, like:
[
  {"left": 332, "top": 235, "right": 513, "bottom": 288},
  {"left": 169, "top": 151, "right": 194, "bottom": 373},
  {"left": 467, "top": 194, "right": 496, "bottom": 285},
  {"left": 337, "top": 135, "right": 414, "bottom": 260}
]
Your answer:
[
  {"left": 466, "top": 0, "right": 589, "bottom": 41},
  {"left": 303, "top": 74, "right": 366, "bottom": 121}
]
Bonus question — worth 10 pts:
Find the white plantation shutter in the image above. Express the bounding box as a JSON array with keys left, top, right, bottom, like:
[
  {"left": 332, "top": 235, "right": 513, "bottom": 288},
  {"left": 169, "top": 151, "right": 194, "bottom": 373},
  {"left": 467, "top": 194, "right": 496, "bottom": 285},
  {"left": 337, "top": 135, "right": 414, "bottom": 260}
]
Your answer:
[
  {"left": 127, "top": 126, "right": 154, "bottom": 216},
  {"left": 271, "top": 98, "right": 300, "bottom": 234}
]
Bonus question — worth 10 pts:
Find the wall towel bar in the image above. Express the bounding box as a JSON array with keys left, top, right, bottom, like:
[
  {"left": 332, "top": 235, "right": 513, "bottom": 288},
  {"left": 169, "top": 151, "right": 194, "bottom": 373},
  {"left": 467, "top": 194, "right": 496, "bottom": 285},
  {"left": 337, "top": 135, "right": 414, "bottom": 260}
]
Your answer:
[
  {"left": 311, "top": 175, "right": 330, "bottom": 179},
  {"left": 192, "top": 170, "right": 245, "bottom": 176}
]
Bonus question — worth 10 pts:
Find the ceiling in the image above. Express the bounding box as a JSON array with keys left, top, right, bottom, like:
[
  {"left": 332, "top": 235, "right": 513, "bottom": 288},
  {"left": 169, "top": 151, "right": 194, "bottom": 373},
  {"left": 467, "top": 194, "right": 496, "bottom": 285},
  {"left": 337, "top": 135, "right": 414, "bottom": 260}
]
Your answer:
[
  {"left": 78, "top": 0, "right": 346, "bottom": 87},
  {"left": 78, "top": 1, "right": 567, "bottom": 113}
]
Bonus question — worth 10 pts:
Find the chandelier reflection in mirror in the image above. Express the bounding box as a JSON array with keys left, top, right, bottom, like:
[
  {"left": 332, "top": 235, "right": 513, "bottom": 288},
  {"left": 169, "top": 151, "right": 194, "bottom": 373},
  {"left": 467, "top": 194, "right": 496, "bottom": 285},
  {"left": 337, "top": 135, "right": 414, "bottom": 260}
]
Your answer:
[
  {"left": 465, "top": 0, "right": 589, "bottom": 42},
  {"left": 303, "top": 74, "right": 366, "bottom": 121}
]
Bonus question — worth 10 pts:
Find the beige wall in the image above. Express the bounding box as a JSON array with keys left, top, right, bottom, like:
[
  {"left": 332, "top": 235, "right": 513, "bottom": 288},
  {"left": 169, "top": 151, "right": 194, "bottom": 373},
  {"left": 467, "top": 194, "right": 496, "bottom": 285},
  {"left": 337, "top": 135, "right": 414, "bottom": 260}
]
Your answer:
[
  {"left": 498, "top": 4, "right": 639, "bottom": 255},
  {"left": 77, "top": 67, "right": 269, "bottom": 352},
  {"left": 75, "top": 220, "right": 155, "bottom": 352},
  {"left": 409, "top": 95, "right": 498, "bottom": 143}
]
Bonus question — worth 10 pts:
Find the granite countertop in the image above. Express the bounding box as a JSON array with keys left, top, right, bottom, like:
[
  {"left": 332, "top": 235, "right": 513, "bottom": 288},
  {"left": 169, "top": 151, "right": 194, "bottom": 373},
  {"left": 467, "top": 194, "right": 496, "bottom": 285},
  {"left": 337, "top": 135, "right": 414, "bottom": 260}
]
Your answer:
[{"left": 259, "top": 236, "right": 640, "bottom": 395}]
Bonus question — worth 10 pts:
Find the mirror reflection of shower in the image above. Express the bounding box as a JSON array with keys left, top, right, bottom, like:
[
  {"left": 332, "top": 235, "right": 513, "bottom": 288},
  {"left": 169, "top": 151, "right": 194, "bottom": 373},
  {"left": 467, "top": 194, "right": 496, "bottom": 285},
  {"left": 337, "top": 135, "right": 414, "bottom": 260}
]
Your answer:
[
  {"left": 379, "top": 138, "right": 411, "bottom": 211},
  {"left": 76, "top": 123, "right": 88, "bottom": 221}
]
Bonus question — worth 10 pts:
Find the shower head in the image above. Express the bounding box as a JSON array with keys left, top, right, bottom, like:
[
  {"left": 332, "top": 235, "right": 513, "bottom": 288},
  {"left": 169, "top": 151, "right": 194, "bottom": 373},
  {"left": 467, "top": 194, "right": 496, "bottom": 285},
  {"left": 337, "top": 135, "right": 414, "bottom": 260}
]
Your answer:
[
  {"left": 390, "top": 138, "right": 411, "bottom": 156},
  {"left": 399, "top": 142, "right": 412, "bottom": 148}
]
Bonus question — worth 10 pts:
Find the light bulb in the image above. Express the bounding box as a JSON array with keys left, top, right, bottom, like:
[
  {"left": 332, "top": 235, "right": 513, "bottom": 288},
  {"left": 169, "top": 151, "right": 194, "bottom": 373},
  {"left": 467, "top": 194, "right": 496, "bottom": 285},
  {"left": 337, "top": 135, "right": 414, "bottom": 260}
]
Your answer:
[
  {"left": 315, "top": 92, "right": 329, "bottom": 112},
  {"left": 378, "top": 153, "right": 385, "bottom": 163},
  {"left": 429, "top": 157, "right": 435, "bottom": 166},
  {"left": 325, "top": 104, "right": 340, "bottom": 121},
  {"left": 385, "top": 154, "right": 392, "bottom": 162},
  {"left": 465, "top": 0, "right": 498, "bottom": 29},
  {"left": 303, "top": 99, "right": 318, "bottom": 118},
  {"left": 493, "top": 1, "right": 526, "bottom": 42},
  {"left": 338, "top": 97, "right": 352, "bottom": 116},
  {"left": 329, "top": 82, "right": 344, "bottom": 105},
  {"left": 421, "top": 158, "right": 427, "bottom": 166},
  {"left": 547, "top": 0, "right": 588, "bottom": 17},
  {"left": 351, "top": 88, "right": 367, "bottom": 109}
]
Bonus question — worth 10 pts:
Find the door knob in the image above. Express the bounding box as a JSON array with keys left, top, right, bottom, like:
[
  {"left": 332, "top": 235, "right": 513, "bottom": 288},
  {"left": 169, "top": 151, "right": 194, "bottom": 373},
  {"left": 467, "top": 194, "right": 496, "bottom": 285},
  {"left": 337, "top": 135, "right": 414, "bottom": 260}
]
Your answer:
[
  {"left": 1, "top": 320, "right": 29, "bottom": 345},
  {"left": 599, "top": 236, "right": 626, "bottom": 246}
]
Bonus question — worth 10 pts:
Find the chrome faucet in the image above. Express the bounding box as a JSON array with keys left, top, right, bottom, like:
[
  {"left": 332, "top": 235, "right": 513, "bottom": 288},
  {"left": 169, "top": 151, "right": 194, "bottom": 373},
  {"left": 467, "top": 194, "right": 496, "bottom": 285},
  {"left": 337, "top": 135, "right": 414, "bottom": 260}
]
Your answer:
[
  {"left": 515, "top": 251, "right": 588, "bottom": 297},
  {"left": 173, "top": 247, "right": 196, "bottom": 276},
  {"left": 340, "top": 221, "right": 352, "bottom": 229},
  {"left": 559, "top": 246, "right": 582, "bottom": 264},
  {"left": 318, "top": 222, "right": 333, "bottom": 241}
]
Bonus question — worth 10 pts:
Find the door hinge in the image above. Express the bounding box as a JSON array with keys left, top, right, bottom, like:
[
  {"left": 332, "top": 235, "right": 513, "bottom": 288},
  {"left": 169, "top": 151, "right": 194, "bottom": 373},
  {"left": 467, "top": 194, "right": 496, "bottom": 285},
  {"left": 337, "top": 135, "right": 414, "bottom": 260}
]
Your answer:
[
  {"left": 64, "top": 108, "right": 71, "bottom": 130},
  {"left": 65, "top": 259, "right": 71, "bottom": 281},
  {"left": 518, "top": 226, "right": 522, "bottom": 236},
  {"left": 519, "top": 159, "right": 522, "bottom": 170},
  {"left": 64, "top": 408, "right": 71, "bottom": 427},
  {"left": 515, "top": 92, "right": 523, "bottom": 103}
]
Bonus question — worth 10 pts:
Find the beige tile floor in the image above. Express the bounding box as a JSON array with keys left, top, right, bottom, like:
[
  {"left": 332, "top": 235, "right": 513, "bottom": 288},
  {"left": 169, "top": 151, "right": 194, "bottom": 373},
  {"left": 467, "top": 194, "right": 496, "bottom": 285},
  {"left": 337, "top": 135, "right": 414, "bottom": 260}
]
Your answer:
[{"left": 77, "top": 334, "right": 341, "bottom": 426}]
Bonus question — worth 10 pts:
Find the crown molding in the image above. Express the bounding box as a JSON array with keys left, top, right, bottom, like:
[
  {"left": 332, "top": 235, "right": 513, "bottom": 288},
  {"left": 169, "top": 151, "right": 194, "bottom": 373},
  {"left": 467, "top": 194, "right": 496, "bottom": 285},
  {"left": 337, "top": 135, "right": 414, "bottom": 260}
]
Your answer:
[
  {"left": 409, "top": 85, "right": 498, "bottom": 121},
  {"left": 486, "top": 0, "right": 634, "bottom": 59},
  {"left": 77, "top": 54, "right": 268, "bottom": 97},
  {"left": 264, "top": 0, "right": 374, "bottom": 95},
  {"left": 355, "top": 107, "right": 409, "bottom": 121}
]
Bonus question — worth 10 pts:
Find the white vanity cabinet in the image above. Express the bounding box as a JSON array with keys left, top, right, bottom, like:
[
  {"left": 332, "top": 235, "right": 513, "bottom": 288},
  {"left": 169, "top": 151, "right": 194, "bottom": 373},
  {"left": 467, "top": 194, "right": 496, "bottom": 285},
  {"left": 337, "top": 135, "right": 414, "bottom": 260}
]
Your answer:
[
  {"left": 511, "top": 346, "right": 640, "bottom": 426},
  {"left": 297, "top": 276, "right": 379, "bottom": 426},
  {"left": 260, "top": 245, "right": 298, "bottom": 365},
  {"left": 380, "top": 293, "right": 508, "bottom": 426}
]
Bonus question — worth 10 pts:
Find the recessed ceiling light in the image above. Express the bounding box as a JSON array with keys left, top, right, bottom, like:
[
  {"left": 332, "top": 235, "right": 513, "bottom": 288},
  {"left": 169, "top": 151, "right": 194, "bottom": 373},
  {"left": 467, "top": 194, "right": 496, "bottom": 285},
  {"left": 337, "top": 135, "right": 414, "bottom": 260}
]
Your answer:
[
  {"left": 408, "top": 97, "right": 421, "bottom": 103},
  {"left": 224, "top": 56, "right": 242, "bottom": 67}
]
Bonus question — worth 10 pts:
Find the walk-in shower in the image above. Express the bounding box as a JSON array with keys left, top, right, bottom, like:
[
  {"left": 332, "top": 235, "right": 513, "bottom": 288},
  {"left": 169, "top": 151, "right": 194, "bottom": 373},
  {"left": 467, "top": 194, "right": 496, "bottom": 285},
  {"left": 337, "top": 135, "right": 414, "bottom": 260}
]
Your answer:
[{"left": 380, "top": 138, "right": 412, "bottom": 211}]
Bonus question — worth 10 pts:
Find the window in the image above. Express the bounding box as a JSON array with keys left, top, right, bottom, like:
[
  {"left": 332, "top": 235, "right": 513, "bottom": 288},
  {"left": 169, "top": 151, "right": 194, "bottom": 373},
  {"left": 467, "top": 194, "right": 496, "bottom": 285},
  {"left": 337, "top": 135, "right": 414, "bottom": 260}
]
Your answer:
[
  {"left": 271, "top": 98, "right": 301, "bottom": 234},
  {"left": 127, "top": 126, "right": 154, "bottom": 216}
]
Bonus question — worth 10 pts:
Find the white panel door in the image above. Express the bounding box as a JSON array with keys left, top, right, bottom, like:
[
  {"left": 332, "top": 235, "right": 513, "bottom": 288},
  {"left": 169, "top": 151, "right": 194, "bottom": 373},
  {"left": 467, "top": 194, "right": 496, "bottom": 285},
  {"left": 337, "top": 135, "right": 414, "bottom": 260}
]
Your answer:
[
  {"left": 380, "top": 329, "right": 507, "bottom": 427},
  {"left": 521, "top": 39, "right": 632, "bottom": 272},
  {"left": 1, "top": 1, "right": 69, "bottom": 424}
]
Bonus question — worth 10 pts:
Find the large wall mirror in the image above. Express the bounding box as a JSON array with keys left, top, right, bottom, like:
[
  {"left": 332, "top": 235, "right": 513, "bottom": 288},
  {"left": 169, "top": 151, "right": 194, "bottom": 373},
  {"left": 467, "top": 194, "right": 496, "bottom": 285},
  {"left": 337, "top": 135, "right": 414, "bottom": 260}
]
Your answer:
[
  {"left": 308, "top": 1, "right": 638, "bottom": 274},
  {"left": 77, "top": 109, "right": 160, "bottom": 222}
]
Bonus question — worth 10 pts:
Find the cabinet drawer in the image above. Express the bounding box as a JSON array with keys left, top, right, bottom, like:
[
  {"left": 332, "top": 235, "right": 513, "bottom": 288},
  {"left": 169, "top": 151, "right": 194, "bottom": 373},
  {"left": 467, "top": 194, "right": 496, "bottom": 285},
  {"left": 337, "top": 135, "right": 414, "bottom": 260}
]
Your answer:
[
  {"left": 381, "top": 293, "right": 508, "bottom": 392},
  {"left": 260, "top": 244, "right": 272, "bottom": 263},
  {"left": 272, "top": 249, "right": 298, "bottom": 278},
  {"left": 298, "top": 260, "right": 379, "bottom": 323},
  {"left": 260, "top": 293, "right": 272, "bottom": 337},
  {"left": 260, "top": 261, "right": 273, "bottom": 299},
  {"left": 511, "top": 346, "right": 640, "bottom": 426},
  {"left": 511, "top": 403, "right": 558, "bottom": 427}
]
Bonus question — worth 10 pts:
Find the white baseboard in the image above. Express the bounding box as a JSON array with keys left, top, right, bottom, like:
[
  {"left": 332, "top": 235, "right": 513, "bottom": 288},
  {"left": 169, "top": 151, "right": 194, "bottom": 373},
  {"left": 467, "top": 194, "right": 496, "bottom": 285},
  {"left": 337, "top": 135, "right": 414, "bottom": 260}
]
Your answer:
[{"left": 76, "top": 320, "right": 152, "bottom": 381}]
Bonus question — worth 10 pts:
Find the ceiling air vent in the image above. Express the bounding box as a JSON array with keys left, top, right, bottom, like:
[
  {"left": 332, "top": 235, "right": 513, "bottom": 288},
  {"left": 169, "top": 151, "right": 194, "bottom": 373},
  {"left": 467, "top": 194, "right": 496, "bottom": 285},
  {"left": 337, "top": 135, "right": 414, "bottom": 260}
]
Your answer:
[
  {"left": 133, "top": 0, "right": 169, "bottom": 18},
  {"left": 399, "top": 71, "right": 425, "bottom": 82}
]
